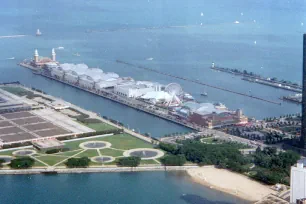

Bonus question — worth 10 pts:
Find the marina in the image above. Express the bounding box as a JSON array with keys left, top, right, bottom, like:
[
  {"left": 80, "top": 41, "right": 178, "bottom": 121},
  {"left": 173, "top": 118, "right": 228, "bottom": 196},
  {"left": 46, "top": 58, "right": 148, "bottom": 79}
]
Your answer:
[{"left": 281, "top": 94, "right": 302, "bottom": 104}]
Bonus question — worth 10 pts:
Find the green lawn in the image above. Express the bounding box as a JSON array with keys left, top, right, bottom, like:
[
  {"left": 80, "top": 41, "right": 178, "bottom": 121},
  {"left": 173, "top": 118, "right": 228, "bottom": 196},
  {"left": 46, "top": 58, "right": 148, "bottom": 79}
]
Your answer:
[
  {"left": 1, "top": 86, "right": 30, "bottom": 96},
  {"left": 32, "top": 159, "right": 48, "bottom": 167},
  {"left": 140, "top": 160, "right": 159, "bottom": 165},
  {"left": 54, "top": 149, "right": 83, "bottom": 157},
  {"left": 74, "top": 150, "right": 99, "bottom": 158},
  {"left": 85, "top": 123, "right": 116, "bottom": 131},
  {"left": 0, "top": 134, "right": 158, "bottom": 168},
  {"left": 99, "top": 148, "right": 124, "bottom": 157},
  {"left": 101, "top": 134, "right": 153, "bottom": 150},
  {"left": 34, "top": 155, "right": 67, "bottom": 166},
  {"left": 201, "top": 137, "right": 217, "bottom": 144}
]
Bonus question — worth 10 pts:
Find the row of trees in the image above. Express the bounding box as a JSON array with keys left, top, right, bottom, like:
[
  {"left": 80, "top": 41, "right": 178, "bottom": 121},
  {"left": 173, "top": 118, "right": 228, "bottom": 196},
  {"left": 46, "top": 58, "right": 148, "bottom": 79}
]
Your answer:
[{"left": 45, "top": 148, "right": 70, "bottom": 154}]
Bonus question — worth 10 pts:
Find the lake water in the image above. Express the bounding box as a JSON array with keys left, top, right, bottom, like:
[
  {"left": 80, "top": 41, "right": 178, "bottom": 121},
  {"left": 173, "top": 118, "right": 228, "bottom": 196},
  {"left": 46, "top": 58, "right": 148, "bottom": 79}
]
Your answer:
[
  {"left": 0, "top": 172, "right": 249, "bottom": 204},
  {"left": 0, "top": 0, "right": 304, "bottom": 202},
  {"left": 0, "top": 0, "right": 304, "bottom": 137}
]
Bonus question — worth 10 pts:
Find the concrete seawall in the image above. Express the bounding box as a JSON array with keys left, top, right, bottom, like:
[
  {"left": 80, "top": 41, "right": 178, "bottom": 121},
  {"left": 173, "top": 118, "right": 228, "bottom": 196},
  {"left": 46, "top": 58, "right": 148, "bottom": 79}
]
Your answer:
[{"left": 0, "top": 165, "right": 199, "bottom": 175}]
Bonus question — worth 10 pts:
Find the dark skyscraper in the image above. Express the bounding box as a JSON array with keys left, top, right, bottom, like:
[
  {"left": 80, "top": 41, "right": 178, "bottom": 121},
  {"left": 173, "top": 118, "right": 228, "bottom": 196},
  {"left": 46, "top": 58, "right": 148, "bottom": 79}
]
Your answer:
[{"left": 301, "top": 34, "right": 306, "bottom": 148}]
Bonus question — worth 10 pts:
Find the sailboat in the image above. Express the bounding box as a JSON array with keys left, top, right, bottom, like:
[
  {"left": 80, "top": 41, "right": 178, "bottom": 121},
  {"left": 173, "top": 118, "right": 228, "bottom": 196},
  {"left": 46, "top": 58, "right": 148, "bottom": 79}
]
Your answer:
[{"left": 36, "top": 29, "right": 42, "bottom": 36}]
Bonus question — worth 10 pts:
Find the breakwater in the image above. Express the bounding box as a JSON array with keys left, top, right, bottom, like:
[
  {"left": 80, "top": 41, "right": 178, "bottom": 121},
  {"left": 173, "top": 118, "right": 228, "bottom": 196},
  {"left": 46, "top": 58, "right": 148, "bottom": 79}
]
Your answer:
[
  {"left": 211, "top": 66, "right": 302, "bottom": 93},
  {"left": 116, "top": 60, "right": 281, "bottom": 105}
]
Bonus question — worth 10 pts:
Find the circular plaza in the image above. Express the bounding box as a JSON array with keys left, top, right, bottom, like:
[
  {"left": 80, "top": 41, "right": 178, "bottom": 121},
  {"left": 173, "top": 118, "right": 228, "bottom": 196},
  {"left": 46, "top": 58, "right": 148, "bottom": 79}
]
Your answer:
[
  {"left": 13, "top": 149, "right": 37, "bottom": 156},
  {"left": 123, "top": 148, "right": 164, "bottom": 160},
  {"left": 0, "top": 156, "right": 14, "bottom": 165},
  {"left": 79, "top": 141, "right": 111, "bottom": 150}
]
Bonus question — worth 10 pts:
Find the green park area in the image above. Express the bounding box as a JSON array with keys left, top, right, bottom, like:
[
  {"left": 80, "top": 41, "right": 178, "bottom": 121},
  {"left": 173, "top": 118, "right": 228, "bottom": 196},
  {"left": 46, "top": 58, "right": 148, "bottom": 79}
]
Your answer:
[
  {"left": 0, "top": 86, "right": 52, "bottom": 101},
  {"left": 79, "top": 120, "right": 115, "bottom": 132},
  {"left": 0, "top": 134, "right": 163, "bottom": 168}
]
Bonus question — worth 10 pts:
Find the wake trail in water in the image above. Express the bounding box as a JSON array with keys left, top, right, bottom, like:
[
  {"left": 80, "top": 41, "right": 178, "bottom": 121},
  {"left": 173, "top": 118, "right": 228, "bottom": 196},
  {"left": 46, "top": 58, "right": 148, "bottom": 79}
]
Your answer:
[
  {"left": 86, "top": 21, "right": 254, "bottom": 34},
  {"left": 0, "top": 35, "right": 27, "bottom": 39},
  {"left": 86, "top": 25, "right": 199, "bottom": 33}
]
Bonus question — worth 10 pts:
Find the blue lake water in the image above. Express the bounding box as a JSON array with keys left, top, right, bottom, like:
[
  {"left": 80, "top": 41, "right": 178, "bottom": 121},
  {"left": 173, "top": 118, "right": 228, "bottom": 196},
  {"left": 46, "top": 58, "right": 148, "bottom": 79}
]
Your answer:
[
  {"left": 0, "top": 172, "right": 249, "bottom": 204},
  {"left": 0, "top": 0, "right": 304, "bottom": 137},
  {"left": 0, "top": 0, "right": 304, "bottom": 202}
]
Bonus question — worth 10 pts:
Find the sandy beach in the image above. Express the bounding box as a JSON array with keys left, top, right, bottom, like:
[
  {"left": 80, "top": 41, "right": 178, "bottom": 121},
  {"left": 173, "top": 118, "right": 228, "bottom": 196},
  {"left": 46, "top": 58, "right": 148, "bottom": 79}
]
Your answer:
[{"left": 187, "top": 166, "right": 275, "bottom": 202}]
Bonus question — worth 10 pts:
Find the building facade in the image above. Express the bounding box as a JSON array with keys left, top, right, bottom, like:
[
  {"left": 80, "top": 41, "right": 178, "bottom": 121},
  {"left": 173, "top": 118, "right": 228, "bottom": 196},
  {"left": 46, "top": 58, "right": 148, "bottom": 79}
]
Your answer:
[
  {"left": 114, "top": 84, "right": 155, "bottom": 98},
  {"left": 290, "top": 159, "right": 306, "bottom": 203},
  {"left": 302, "top": 34, "right": 306, "bottom": 148}
]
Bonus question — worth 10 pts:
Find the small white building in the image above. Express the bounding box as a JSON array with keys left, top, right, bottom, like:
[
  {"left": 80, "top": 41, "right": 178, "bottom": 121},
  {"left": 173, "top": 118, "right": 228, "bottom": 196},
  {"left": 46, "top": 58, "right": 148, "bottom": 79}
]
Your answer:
[
  {"left": 114, "top": 84, "right": 155, "bottom": 98},
  {"left": 290, "top": 159, "right": 306, "bottom": 203}
]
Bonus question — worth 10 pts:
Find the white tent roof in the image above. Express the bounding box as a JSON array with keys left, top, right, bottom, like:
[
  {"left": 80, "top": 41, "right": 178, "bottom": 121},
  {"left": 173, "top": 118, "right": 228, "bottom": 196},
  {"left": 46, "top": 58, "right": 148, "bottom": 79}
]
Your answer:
[{"left": 141, "top": 91, "right": 172, "bottom": 101}]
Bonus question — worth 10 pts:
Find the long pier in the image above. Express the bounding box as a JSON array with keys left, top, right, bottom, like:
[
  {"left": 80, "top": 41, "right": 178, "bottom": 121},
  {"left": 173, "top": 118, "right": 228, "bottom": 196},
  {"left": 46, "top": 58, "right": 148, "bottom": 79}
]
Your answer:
[
  {"left": 116, "top": 60, "right": 281, "bottom": 105},
  {"left": 18, "top": 63, "right": 207, "bottom": 131}
]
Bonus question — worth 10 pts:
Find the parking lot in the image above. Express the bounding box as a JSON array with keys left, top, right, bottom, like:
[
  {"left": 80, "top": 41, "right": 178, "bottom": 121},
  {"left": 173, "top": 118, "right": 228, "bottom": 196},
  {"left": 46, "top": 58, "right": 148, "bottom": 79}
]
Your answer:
[{"left": 0, "top": 111, "right": 73, "bottom": 143}]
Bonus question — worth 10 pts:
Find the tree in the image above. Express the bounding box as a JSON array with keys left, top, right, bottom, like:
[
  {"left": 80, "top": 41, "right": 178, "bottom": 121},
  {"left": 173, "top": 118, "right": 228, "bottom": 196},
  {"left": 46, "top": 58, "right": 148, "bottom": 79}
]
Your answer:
[
  {"left": 117, "top": 156, "right": 141, "bottom": 167},
  {"left": 65, "top": 157, "right": 90, "bottom": 168},
  {"left": 159, "top": 142, "right": 178, "bottom": 154},
  {"left": 160, "top": 155, "right": 186, "bottom": 166},
  {"left": 0, "top": 159, "right": 5, "bottom": 168},
  {"left": 255, "top": 146, "right": 261, "bottom": 154},
  {"left": 9, "top": 157, "right": 35, "bottom": 169}
]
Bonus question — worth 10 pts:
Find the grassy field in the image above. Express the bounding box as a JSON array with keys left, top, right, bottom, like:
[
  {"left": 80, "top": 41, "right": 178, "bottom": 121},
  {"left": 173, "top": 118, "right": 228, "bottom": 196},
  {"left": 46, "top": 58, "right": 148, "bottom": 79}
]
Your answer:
[
  {"left": 101, "top": 134, "right": 153, "bottom": 150},
  {"left": 85, "top": 123, "right": 115, "bottom": 131},
  {"left": 1, "top": 86, "right": 30, "bottom": 96},
  {"left": 76, "top": 119, "right": 116, "bottom": 132},
  {"left": 200, "top": 137, "right": 221, "bottom": 144},
  {"left": 0, "top": 134, "right": 159, "bottom": 168}
]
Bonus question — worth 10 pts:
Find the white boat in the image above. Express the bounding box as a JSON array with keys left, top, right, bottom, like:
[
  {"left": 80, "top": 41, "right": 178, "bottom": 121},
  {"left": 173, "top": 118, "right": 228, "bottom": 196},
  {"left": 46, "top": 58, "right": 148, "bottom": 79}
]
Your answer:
[
  {"left": 36, "top": 29, "right": 42, "bottom": 36},
  {"left": 6, "top": 57, "right": 15, "bottom": 60},
  {"left": 201, "top": 92, "right": 208, "bottom": 96},
  {"left": 57, "top": 46, "right": 64, "bottom": 50},
  {"left": 73, "top": 53, "right": 80, "bottom": 57},
  {"left": 183, "top": 93, "right": 194, "bottom": 101}
]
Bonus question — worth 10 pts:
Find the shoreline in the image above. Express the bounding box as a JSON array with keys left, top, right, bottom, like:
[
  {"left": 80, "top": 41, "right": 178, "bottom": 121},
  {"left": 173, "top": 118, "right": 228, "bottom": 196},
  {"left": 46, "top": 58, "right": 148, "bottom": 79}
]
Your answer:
[
  {"left": 0, "top": 165, "right": 198, "bottom": 175},
  {"left": 186, "top": 166, "right": 275, "bottom": 202}
]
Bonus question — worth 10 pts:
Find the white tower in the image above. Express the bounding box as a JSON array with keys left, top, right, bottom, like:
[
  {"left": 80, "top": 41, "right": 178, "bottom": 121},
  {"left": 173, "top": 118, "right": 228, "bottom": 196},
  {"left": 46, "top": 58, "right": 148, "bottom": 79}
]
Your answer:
[
  {"left": 34, "top": 49, "right": 39, "bottom": 63},
  {"left": 52, "top": 48, "right": 56, "bottom": 61}
]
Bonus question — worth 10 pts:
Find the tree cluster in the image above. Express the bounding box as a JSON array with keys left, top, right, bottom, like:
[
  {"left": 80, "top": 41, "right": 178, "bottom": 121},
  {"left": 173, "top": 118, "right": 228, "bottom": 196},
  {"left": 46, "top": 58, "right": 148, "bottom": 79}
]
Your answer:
[
  {"left": 117, "top": 156, "right": 141, "bottom": 167},
  {"left": 9, "top": 157, "right": 35, "bottom": 169},
  {"left": 45, "top": 148, "right": 70, "bottom": 154},
  {"left": 65, "top": 157, "right": 90, "bottom": 168},
  {"left": 0, "top": 159, "right": 5, "bottom": 168},
  {"left": 252, "top": 147, "right": 300, "bottom": 185},
  {"left": 160, "top": 155, "right": 186, "bottom": 166},
  {"left": 159, "top": 141, "right": 248, "bottom": 173}
]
